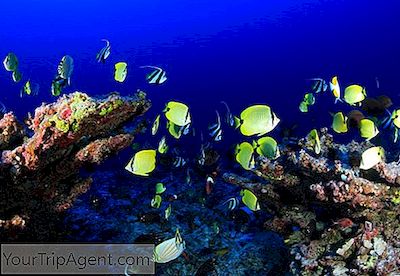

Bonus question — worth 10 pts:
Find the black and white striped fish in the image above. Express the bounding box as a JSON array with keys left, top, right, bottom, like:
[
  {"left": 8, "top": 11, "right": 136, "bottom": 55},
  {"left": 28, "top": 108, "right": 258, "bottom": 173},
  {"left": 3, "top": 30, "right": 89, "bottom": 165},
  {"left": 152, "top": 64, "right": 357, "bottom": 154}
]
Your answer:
[
  {"left": 141, "top": 66, "right": 167, "bottom": 84},
  {"left": 310, "top": 78, "right": 328, "bottom": 93},
  {"left": 96, "top": 39, "right": 111, "bottom": 63},
  {"left": 0, "top": 101, "right": 7, "bottom": 115},
  {"left": 221, "top": 101, "right": 235, "bottom": 127},
  {"left": 173, "top": 156, "right": 187, "bottom": 168},
  {"left": 198, "top": 144, "right": 206, "bottom": 166},
  {"left": 223, "top": 197, "right": 240, "bottom": 211},
  {"left": 209, "top": 110, "right": 222, "bottom": 141},
  {"left": 57, "top": 55, "right": 74, "bottom": 85}
]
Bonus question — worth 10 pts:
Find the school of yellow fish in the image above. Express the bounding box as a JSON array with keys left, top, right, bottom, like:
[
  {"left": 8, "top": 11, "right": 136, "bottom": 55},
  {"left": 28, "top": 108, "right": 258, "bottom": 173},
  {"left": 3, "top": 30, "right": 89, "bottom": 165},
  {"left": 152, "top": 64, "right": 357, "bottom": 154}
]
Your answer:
[{"left": 2, "top": 44, "right": 398, "bottom": 265}]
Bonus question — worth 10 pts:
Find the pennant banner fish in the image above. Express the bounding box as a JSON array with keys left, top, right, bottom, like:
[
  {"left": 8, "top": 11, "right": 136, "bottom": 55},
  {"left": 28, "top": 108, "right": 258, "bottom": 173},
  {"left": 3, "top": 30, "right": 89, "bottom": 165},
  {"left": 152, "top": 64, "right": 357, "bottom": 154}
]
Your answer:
[
  {"left": 0, "top": 101, "right": 7, "bottom": 115},
  {"left": 165, "top": 204, "right": 172, "bottom": 220},
  {"left": 158, "top": 136, "right": 169, "bottom": 154},
  {"left": 223, "top": 197, "right": 239, "bottom": 211},
  {"left": 152, "top": 115, "right": 160, "bottom": 135},
  {"left": 310, "top": 78, "right": 328, "bottom": 93},
  {"left": 209, "top": 110, "right": 222, "bottom": 141},
  {"left": 221, "top": 101, "right": 235, "bottom": 127},
  {"left": 173, "top": 156, "right": 187, "bottom": 168},
  {"left": 141, "top": 66, "right": 167, "bottom": 85},
  {"left": 96, "top": 39, "right": 111, "bottom": 63}
]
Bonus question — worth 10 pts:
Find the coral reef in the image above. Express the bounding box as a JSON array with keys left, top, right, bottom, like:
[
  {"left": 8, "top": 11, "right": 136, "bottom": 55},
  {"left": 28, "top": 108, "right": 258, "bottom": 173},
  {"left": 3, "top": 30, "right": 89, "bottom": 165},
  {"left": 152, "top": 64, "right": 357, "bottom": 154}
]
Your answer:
[
  {"left": 0, "top": 112, "right": 25, "bottom": 150},
  {"left": 224, "top": 129, "right": 400, "bottom": 275},
  {"left": 0, "top": 91, "right": 150, "bottom": 241}
]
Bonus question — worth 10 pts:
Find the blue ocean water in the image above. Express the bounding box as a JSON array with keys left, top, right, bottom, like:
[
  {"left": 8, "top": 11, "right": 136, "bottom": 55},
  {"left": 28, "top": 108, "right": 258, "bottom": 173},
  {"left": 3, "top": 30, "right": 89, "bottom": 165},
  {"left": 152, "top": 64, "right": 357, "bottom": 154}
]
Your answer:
[{"left": 1, "top": 0, "right": 400, "bottom": 274}]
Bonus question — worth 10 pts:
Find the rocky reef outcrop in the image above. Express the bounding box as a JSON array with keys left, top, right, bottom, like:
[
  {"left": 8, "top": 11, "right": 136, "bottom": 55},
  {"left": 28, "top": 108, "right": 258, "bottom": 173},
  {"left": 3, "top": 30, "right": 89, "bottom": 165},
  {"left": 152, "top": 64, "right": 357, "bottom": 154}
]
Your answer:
[
  {"left": 224, "top": 128, "right": 400, "bottom": 275},
  {"left": 0, "top": 91, "right": 151, "bottom": 241}
]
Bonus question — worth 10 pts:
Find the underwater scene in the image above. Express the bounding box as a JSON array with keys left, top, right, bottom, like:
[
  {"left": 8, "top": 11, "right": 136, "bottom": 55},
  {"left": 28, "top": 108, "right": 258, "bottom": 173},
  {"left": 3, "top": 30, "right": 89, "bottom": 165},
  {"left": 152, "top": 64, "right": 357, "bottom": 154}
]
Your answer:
[{"left": 1, "top": 0, "right": 400, "bottom": 275}]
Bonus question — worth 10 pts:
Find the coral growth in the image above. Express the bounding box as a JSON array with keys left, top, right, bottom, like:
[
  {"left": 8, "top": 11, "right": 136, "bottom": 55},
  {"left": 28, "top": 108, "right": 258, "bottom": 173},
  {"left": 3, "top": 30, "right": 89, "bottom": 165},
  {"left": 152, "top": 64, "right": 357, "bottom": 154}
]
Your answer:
[
  {"left": 224, "top": 128, "right": 400, "bottom": 275},
  {"left": 0, "top": 112, "right": 25, "bottom": 150},
  {"left": 0, "top": 91, "right": 150, "bottom": 241}
]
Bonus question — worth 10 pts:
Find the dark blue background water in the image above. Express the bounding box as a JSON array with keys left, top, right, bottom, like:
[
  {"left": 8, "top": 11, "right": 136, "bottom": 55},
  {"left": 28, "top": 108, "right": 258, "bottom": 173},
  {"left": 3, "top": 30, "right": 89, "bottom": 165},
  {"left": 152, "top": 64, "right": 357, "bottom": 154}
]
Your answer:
[
  {"left": 1, "top": 0, "right": 399, "bottom": 139},
  {"left": 1, "top": 1, "right": 400, "bottom": 273}
]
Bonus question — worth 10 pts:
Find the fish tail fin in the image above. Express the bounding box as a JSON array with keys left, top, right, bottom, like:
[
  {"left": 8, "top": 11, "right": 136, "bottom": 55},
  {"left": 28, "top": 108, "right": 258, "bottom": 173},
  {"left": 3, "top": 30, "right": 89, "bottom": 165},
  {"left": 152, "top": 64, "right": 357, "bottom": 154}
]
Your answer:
[
  {"left": 382, "top": 116, "right": 393, "bottom": 129},
  {"left": 234, "top": 116, "right": 242, "bottom": 129},
  {"left": 334, "top": 98, "right": 343, "bottom": 104}
]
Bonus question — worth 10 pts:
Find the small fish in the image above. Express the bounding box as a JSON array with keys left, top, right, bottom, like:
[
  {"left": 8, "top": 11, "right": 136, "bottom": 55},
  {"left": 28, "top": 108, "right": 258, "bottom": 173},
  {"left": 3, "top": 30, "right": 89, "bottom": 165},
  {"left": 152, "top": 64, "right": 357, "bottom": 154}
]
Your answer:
[
  {"left": 96, "top": 39, "right": 111, "bottom": 63},
  {"left": 209, "top": 110, "right": 222, "bottom": 141},
  {"left": 173, "top": 156, "right": 187, "bottom": 168},
  {"left": 240, "top": 189, "right": 260, "bottom": 212},
  {"left": 164, "top": 101, "right": 191, "bottom": 127},
  {"left": 334, "top": 218, "right": 354, "bottom": 229},
  {"left": 158, "top": 136, "right": 169, "bottom": 154},
  {"left": 20, "top": 80, "right": 39, "bottom": 98},
  {"left": 221, "top": 101, "right": 235, "bottom": 127},
  {"left": 205, "top": 176, "right": 215, "bottom": 195},
  {"left": 252, "top": 136, "right": 280, "bottom": 159},
  {"left": 185, "top": 168, "right": 191, "bottom": 184},
  {"left": 307, "top": 129, "right": 321, "bottom": 155},
  {"left": 3, "top": 52, "right": 18, "bottom": 72},
  {"left": 234, "top": 105, "right": 280, "bottom": 136},
  {"left": 299, "top": 101, "right": 308, "bottom": 113},
  {"left": 12, "top": 70, "right": 22, "bottom": 83},
  {"left": 125, "top": 149, "right": 157, "bottom": 177},
  {"left": 152, "top": 115, "right": 160, "bottom": 135},
  {"left": 0, "top": 101, "right": 7, "bottom": 115},
  {"left": 330, "top": 76, "right": 342, "bottom": 104},
  {"left": 165, "top": 204, "right": 172, "bottom": 220},
  {"left": 359, "top": 118, "right": 379, "bottom": 141},
  {"left": 153, "top": 229, "right": 185, "bottom": 264},
  {"left": 310, "top": 78, "right": 328, "bottom": 93},
  {"left": 57, "top": 55, "right": 74, "bottom": 85},
  {"left": 304, "top": 93, "right": 315, "bottom": 105},
  {"left": 51, "top": 75, "right": 68, "bottom": 96},
  {"left": 344, "top": 84, "right": 367, "bottom": 106},
  {"left": 141, "top": 66, "right": 167, "bottom": 84},
  {"left": 155, "top": 182, "right": 166, "bottom": 194},
  {"left": 114, "top": 62, "right": 128, "bottom": 82},
  {"left": 235, "top": 142, "right": 255, "bottom": 170},
  {"left": 360, "top": 146, "right": 384, "bottom": 170},
  {"left": 223, "top": 197, "right": 239, "bottom": 211},
  {"left": 331, "top": 112, "right": 348, "bottom": 134},
  {"left": 167, "top": 121, "right": 183, "bottom": 139},
  {"left": 375, "top": 77, "right": 380, "bottom": 89},
  {"left": 198, "top": 145, "right": 206, "bottom": 166},
  {"left": 151, "top": 195, "right": 162, "bottom": 209}
]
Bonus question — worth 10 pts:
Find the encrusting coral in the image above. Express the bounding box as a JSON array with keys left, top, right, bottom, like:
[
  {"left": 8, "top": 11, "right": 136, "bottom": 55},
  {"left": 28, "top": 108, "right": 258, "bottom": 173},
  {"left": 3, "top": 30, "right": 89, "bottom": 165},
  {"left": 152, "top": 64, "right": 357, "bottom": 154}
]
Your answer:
[
  {"left": 0, "top": 91, "right": 151, "bottom": 241},
  {"left": 224, "top": 128, "right": 400, "bottom": 275}
]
